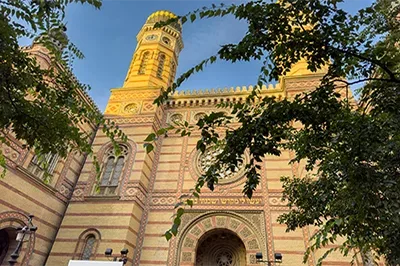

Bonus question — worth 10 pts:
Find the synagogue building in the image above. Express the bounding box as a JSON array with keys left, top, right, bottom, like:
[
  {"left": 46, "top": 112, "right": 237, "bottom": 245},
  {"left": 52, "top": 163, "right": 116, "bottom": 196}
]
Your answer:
[{"left": 0, "top": 10, "right": 359, "bottom": 266}]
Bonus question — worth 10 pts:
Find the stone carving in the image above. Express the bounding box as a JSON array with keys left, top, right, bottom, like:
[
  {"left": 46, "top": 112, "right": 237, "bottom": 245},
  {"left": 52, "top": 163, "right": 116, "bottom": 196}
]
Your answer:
[
  {"left": 251, "top": 214, "right": 261, "bottom": 229},
  {"left": 182, "top": 252, "right": 192, "bottom": 262},
  {"left": 180, "top": 213, "right": 197, "bottom": 229},
  {"left": 230, "top": 219, "right": 240, "bottom": 230},
  {"left": 250, "top": 254, "right": 257, "bottom": 264},
  {"left": 170, "top": 113, "right": 183, "bottom": 124},
  {"left": 191, "top": 226, "right": 202, "bottom": 236},
  {"left": 194, "top": 112, "right": 206, "bottom": 121},
  {"left": 174, "top": 212, "right": 267, "bottom": 266},
  {"left": 248, "top": 239, "right": 259, "bottom": 250},
  {"left": 197, "top": 147, "right": 245, "bottom": 181},
  {"left": 240, "top": 226, "right": 252, "bottom": 238},
  {"left": 183, "top": 237, "right": 194, "bottom": 248},
  {"left": 216, "top": 217, "right": 225, "bottom": 227},
  {"left": 203, "top": 218, "right": 212, "bottom": 229}
]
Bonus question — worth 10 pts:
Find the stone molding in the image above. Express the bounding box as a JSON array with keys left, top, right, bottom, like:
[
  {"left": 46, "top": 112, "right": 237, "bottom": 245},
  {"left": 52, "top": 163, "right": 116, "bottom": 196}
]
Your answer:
[
  {"left": 0, "top": 211, "right": 35, "bottom": 266},
  {"left": 83, "top": 139, "right": 137, "bottom": 200},
  {"left": 171, "top": 211, "right": 267, "bottom": 266},
  {"left": 72, "top": 228, "right": 101, "bottom": 260}
]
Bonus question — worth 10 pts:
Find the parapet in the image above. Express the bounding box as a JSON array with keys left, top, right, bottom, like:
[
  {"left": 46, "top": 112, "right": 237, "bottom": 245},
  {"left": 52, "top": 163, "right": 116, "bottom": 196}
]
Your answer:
[{"left": 166, "top": 83, "right": 284, "bottom": 108}]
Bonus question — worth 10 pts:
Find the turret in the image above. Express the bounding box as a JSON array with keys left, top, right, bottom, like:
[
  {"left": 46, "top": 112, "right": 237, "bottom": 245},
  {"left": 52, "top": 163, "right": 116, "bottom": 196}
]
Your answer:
[{"left": 122, "top": 10, "right": 184, "bottom": 89}]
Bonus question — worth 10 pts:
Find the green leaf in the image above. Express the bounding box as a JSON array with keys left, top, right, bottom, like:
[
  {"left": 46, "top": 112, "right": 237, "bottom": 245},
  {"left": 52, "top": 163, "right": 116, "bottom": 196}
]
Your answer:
[
  {"left": 187, "top": 199, "right": 193, "bottom": 207},
  {"left": 145, "top": 144, "right": 154, "bottom": 153},
  {"left": 144, "top": 133, "right": 156, "bottom": 142},
  {"left": 156, "top": 128, "right": 167, "bottom": 136},
  {"left": 177, "top": 208, "right": 185, "bottom": 217},
  {"left": 164, "top": 231, "right": 172, "bottom": 240}
]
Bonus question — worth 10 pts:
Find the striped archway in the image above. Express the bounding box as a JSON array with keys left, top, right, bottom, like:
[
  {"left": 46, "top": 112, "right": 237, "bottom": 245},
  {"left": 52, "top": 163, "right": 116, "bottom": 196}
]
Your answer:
[
  {"left": 174, "top": 212, "right": 266, "bottom": 266},
  {"left": 0, "top": 211, "right": 35, "bottom": 266}
]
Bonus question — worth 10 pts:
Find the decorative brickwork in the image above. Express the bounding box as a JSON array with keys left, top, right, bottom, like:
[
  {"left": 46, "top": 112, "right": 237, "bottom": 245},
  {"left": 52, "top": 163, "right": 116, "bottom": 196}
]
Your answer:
[
  {"left": 173, "top": 212, "right": 265, "bottom": 266},
  {"left": 0, "top": 211, "right": 35, "bottom": 266},
  {"left": 42, "top": 10, "right": 358, "bottom": 266}
]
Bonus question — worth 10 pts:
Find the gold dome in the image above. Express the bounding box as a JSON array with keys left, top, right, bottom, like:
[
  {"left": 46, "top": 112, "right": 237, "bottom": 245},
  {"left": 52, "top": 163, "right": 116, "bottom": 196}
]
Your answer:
[{"left": 146, "top": 10, "right": 182, "bottom": 32}]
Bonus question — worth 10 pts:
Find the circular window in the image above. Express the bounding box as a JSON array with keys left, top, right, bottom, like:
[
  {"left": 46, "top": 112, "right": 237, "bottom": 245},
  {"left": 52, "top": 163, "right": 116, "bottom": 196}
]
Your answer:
[
  {"left": 170, "top": 113, "right": 183, "bottom": 124},
  {"left": 192, "top": 146, "right": 247, "bottom": 184},
  {"left": 124, "top": 103, "right": 139, "bottom": 114},
  {"left": 145, "top": 34, "right": 157, "bottom": 41},
  {"left": 216, "top": 251, "right": 233, "bottom": 266},
  {"left": 162, "top": 37, "right": 171, "bottom": 45}
]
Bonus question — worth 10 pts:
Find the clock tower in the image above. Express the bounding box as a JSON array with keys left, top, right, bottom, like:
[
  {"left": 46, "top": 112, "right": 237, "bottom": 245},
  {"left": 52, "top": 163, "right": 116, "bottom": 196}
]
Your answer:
[{"left": 122, "top": 10, "right": 184, "bottom": 89}]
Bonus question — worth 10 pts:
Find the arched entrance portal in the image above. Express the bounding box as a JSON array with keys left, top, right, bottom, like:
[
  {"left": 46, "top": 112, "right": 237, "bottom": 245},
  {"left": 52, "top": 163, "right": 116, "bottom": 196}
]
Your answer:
[
  {"left": 0, "top": 211, "right": 36, "bottom": 266},
  {"left": 0, "top": 228, "right": 17, "bottom": 266},
  {"left": 195, "top": 229, "right": 246, "bottom": 266}
]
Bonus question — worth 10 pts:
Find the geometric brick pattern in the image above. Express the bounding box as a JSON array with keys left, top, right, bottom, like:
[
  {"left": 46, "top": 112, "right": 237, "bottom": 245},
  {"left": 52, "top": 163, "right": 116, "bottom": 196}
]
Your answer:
[
  {"left": 0, "top": 211, "right": 35, "bottom": 266},
  {"left": 172, "top": 212, "right": 265, "bottom": 266}
]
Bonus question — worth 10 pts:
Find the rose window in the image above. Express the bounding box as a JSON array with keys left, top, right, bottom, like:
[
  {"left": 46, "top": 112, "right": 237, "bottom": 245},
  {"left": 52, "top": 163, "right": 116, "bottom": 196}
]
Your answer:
[
  {"left": 170, "top": 113, "right": 183, "bottom": 124},
  {"left": 197, "top": 147, "right": 245, "bottom": 181},
  {"left": 216, "top": 251, "right": 234, "bottom": 266}
]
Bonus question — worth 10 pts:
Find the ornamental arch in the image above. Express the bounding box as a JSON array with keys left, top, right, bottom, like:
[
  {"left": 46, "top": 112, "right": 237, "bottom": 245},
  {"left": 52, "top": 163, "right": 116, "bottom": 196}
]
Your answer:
[
  {"left": 73, "top": 228, "right": 101, "bottom": 260},
  {"left": 174, "top": 212, "right": 266, "bottom": 266},
  {"left": 0, "top": 211, "right": 35, "bottom": 266},
  {"left": 85, "top": 139, "right": 137, "bottom": 197},
  {"left": 195, "top": 229, "right": 246, "bottom": 266}
]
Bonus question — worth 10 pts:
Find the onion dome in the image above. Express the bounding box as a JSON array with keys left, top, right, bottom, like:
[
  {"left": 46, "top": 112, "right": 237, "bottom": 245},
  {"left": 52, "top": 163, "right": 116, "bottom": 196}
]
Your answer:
[
  {"left": 33, "top": 26, "right": 68, "bottom": 51},
  {"left": 146, "top": 10, "right": 182, "bottom": 32}
]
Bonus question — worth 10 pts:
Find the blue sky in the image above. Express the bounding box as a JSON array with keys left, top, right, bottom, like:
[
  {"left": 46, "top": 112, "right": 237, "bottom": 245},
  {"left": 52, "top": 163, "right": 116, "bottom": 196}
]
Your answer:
[{"left": 22, "top": 0, "right": 374, "bottom": 111}]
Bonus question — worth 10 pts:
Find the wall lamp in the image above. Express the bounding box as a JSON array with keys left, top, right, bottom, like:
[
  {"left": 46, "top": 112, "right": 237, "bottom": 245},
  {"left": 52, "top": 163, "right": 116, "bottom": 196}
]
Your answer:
[
  {"left": 105, "top": 248, "right": 128, "bottom": 265},
  {"left": 8, "top": 215, "right": 37, "bottom": 266},
  {"left": 256, "top": 252, "right": 283, "bottom": 265}
]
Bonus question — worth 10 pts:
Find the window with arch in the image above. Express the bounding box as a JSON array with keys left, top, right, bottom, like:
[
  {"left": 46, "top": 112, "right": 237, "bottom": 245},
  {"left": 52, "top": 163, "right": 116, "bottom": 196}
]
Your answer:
[
  {"left": 81, "top": 234, "right": 96, "bottom": 260},
  {"left": 74, "top": 229, "right": 101, "bottom": 261},
  {"left": 98, "top": 144, "right": 129, "bottom": 195},
  {"left": 27, "top": 152, "right": 59, "bottom": 181},
  {"left": 169, "top": 61, "right": 176, "bottom": 86},
  {"left": 138, "top": 51, "right": 150, "bottom": 74},
  {"left": 157, "top": 53, "right": 166, "bottom": 79}
]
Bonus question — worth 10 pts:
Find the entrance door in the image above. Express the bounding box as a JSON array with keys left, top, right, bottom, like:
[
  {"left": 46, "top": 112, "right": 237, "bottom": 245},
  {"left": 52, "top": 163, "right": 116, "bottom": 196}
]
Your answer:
[{"left": 195, "top": 229, "right": 246, "bottom": 266}]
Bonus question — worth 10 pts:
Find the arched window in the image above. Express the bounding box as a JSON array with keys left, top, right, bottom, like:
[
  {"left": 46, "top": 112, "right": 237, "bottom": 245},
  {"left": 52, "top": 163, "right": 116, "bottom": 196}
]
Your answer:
[
  {"left": 98, "top": 144, "right": 129, "bottom": 195},
  {"left": 81, "top": 235, "right": 96, "bottom": 260},
  {"left": 157, "top": 53, "right": 166, "bottom": 79},
  {"left": 27, "top": 152, "right": 59, "bottom": 181},
  {"left": 74, "top": 229, "right": 101, "bottom": 261},
  {"left": 138, "top": 51, "right": 150, "bottom": 74},
  {"left": 169, "top": 61, "right": 176, "bottom": 86}
]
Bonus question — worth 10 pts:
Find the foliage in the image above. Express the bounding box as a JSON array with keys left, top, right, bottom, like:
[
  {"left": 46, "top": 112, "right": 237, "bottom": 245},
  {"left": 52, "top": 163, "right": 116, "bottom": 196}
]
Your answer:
[
  {"left": 145, "top": 0, "right": 400, "bottom": 264},
  {"left": 0, "top": 0, "right": 126, "bottom": 183}
]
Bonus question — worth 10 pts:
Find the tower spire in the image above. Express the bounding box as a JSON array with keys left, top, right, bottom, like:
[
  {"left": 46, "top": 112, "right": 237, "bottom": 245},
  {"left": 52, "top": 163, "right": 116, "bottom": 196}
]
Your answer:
[{"left": 123, "top": 10, "right": 184, "bottom": 89}]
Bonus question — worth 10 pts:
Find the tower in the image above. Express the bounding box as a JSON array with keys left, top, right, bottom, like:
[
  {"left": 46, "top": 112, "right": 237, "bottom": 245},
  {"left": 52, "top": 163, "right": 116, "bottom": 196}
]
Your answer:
[
  {"left": 45, "top": 9, "right": 356, "bottom": 266},
  {"left": 46, "top": 11, "right": 184, "bottom": 266},
  {"left": 123, "top": 10, "right": 183, "bottom": 89}
]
